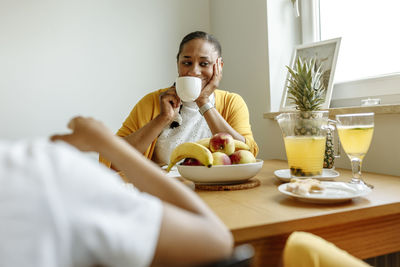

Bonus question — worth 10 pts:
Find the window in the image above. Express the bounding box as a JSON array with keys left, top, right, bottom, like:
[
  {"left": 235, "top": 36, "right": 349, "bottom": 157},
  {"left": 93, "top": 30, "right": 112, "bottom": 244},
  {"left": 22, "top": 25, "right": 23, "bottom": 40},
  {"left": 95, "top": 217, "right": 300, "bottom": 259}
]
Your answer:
[
  {"left": 302, "top": 0, "right": 400, "bottom": 107},
  {"left": 319, "top": 0, "right": 400, "bottom": 82}
]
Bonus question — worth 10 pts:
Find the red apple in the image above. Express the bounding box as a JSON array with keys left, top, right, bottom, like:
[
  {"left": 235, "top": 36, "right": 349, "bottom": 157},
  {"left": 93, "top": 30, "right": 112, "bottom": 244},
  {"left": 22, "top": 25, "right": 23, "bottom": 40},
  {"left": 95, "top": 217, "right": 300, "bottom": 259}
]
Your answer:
[
  {"left": 212, "top": 152, "right": 232, "bottom": 165},
  {"left": 181, "top": 158, "right": 203, "bottom": 166},
  {"left": 209, "top": 133, "right": 235, "bottom": 156},
  {"left": 230, "top": 150, "right": 256, "bottom": 164}
]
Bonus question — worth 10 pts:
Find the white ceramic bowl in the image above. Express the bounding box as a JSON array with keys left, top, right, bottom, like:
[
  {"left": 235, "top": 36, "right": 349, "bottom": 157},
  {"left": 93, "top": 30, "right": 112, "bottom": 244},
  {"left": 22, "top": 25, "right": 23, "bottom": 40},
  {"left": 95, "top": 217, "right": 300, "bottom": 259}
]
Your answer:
[{"left": 177, "top": 159, "right": 264, "bottom": 184}]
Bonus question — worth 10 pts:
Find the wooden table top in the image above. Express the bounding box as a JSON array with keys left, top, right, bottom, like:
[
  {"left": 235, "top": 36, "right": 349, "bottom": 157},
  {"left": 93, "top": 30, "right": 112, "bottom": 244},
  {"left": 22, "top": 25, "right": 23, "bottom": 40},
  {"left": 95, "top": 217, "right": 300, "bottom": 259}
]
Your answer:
[{"left": 196, "top": 160, "right": 400, "bottom": 243}]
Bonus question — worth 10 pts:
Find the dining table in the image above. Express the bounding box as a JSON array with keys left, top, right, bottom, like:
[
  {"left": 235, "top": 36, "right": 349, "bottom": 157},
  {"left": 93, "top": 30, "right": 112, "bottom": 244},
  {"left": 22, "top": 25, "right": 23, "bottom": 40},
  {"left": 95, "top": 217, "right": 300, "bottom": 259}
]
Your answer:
[{"left": 193, "top": 159, "right": 400, "bottom": 266}]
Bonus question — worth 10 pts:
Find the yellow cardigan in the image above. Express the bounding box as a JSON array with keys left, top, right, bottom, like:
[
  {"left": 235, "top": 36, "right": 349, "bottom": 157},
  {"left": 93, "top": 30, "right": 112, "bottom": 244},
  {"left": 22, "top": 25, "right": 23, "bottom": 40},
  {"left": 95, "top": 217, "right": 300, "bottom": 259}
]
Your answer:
[{"left": 100, "top": 88, "right": 258, "bottom": 168}]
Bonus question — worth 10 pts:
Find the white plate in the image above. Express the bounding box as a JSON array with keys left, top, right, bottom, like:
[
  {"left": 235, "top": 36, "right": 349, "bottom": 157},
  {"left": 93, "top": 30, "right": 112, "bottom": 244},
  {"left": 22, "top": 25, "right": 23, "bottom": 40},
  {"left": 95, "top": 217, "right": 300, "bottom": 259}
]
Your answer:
[
  {"left": 278, "top": 181, "right": 372, "bottom": 204},
  {"left": 176, "top": 159, "right": 264, "bottom": 184},
  {"left": 274, "top": 169, "right": 339, "bottom": 182},
  {"left": 164, "top": 166, "right": 181, "bottom": 178}
]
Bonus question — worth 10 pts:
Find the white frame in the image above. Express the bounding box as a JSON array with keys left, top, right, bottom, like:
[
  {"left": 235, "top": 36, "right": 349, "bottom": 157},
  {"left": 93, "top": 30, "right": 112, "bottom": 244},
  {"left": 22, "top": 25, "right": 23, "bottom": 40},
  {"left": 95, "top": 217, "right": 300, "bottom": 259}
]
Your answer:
[{"left": 280, "top": 37, "right": 341, "bottom": 111}]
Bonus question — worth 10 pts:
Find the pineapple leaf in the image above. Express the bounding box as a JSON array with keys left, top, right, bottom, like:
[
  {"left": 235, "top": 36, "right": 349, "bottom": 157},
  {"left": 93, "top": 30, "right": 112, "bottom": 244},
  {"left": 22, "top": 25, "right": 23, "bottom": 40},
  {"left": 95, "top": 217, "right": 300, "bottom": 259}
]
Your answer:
[{"left": 286, "top": 57, "right": 326, "bottom": 111}]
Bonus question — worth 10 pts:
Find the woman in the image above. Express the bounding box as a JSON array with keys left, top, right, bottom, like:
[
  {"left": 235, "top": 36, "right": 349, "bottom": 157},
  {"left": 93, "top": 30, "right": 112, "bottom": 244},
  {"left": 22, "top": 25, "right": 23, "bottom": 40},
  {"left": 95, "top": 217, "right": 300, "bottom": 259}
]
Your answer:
[{"left": 101, "top": 31, "right": 258, "bottom": 168}]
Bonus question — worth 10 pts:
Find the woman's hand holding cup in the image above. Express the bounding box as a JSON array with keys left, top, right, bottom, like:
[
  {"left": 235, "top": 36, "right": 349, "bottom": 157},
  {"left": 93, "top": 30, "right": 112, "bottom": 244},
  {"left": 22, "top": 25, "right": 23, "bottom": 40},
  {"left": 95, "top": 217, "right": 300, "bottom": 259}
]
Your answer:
[{"left": 159, "top": 86, "right": 181, "bottom": 124}]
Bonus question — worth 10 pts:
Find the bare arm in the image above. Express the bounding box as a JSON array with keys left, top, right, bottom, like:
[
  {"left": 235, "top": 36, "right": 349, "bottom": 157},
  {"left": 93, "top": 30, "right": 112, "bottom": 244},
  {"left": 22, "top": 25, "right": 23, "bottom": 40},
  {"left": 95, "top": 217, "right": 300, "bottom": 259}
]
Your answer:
[
  {"left": 201, "top": 106, "right": 245, "bottom": 142},
  {"left": 51, "top": 117, "right": 233, "bottom": 266},
  {"left": 123, "top": 113, "right": 170, "bottom": 154},
  {"left": 196, "top": 58, "right": 245, "bottom": 142},
  {"left": 123, "top": 87, "right": 181, "bottom": 154}
]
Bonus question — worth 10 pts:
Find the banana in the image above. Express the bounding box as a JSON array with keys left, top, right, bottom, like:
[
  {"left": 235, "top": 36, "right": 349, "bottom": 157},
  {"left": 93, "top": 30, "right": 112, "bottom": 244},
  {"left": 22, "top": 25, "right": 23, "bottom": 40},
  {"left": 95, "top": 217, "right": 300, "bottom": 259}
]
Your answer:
[
  {"left": 234, "top": 140, "right": 250, "bottom": 151},
  {"left": 167, "top": 142, "right": 213, "bottom": 172},
  {"left": 196, "top": 137, "right": 249, "bottom": 151},
  {"left": 196, "top": 138, "right": 210, "bottom": 149}
]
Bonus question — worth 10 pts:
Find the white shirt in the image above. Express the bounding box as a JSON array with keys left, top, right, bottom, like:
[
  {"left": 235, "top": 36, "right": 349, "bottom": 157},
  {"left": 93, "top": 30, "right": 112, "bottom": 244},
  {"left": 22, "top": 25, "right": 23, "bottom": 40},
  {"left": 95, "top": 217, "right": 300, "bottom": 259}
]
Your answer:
[{"left": 0, "top": 139, "right": 163, "bottom": 267}]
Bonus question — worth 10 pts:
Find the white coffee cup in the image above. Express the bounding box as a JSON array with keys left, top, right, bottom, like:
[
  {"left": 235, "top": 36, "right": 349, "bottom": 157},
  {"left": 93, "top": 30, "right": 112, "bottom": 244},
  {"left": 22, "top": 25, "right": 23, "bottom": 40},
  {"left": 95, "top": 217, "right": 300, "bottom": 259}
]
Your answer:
[{"left": 175, "top": 76, "right": 202, "bottom": 102}]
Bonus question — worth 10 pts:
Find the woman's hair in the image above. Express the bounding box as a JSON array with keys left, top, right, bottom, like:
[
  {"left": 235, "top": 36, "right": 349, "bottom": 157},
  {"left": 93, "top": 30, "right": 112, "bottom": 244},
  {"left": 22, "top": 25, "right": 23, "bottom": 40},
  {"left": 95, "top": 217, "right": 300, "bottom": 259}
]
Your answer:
[{"left": 176, "top": 31, "right": 222, "bottom": 61}]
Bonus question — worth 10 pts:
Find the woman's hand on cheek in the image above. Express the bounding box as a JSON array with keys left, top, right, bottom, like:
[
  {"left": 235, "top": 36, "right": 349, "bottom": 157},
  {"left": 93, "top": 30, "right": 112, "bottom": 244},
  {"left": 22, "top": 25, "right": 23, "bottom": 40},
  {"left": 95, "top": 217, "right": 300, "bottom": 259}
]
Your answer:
[
  {"left": 159, "top": 86, "right": 181, "bottom": 123},
  {"left": 196, "top": 58, "right": 223, "bottom": 106}
]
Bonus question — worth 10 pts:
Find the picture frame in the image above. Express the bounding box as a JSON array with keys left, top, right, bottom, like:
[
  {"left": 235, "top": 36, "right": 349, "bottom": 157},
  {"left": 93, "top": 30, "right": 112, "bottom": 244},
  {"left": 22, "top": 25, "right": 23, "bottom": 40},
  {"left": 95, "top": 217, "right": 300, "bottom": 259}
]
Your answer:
[{"left": 279, "top": 37, "right": 341, "bottom": 111}]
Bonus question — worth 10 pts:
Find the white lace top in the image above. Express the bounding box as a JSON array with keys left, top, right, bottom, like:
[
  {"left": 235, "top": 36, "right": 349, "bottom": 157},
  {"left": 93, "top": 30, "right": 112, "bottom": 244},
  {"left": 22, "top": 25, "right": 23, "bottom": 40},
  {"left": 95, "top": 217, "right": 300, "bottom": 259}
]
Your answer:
[{"left": 153, "top": 94, "right": 215, "bottom": 166}]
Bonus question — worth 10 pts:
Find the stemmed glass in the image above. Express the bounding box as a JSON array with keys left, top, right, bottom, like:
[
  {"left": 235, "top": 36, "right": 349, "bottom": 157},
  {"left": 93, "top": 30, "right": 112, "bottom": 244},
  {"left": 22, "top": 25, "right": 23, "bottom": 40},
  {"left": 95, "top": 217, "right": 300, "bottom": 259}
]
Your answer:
[{"left": 336, "top": 113, "right": 374, "bottom": 189}]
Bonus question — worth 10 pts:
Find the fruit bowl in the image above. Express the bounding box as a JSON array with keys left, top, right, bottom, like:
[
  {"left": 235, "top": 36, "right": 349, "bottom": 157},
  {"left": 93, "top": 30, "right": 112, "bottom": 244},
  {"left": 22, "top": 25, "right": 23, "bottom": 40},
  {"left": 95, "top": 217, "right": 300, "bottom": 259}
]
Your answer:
[{"left": 177, "top": 159, "right": 264, "bottom": 184}]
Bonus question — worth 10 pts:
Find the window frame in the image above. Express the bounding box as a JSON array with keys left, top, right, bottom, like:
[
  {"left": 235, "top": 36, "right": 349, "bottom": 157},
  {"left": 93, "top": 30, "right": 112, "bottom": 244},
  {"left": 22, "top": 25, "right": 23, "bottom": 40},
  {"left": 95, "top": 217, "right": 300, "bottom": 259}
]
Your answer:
[{"left": 301, "top": 0, "right": 400, "bottom": 108}]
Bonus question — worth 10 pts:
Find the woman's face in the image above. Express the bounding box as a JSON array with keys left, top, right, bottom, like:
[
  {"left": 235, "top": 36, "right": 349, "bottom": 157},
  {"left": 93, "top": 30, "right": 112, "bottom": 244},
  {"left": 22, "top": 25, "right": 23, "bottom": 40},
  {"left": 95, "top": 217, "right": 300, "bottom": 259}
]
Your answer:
[{"left": 177, "top": 38, "right": 220, "bottom": 89}]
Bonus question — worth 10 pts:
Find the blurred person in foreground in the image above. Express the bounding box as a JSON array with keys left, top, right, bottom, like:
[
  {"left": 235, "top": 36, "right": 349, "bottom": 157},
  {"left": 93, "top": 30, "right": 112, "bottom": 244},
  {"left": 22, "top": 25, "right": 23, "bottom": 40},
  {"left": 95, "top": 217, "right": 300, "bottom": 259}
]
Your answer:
[
  {"left": 0, "top": 116, "right": 370, "bottom": 267},
  {"left": 0, "top": 116, "right": 233, "bottom": 267}
]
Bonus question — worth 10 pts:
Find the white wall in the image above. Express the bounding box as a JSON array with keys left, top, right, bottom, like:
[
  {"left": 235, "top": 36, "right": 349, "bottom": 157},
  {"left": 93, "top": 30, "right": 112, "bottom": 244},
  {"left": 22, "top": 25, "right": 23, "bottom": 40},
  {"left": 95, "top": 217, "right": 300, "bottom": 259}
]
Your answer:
[
  {"left": 266, "top": 0, "right": 301, "bottom": 112},
  {"left": 210, "top": 0, "right": 299, "bottom": 161},
  {"left": 210, "top": 0, "right": 272, "bottom": 162},
  {"left": 0, "top": 0, "right": 210, "bottom": 139}
]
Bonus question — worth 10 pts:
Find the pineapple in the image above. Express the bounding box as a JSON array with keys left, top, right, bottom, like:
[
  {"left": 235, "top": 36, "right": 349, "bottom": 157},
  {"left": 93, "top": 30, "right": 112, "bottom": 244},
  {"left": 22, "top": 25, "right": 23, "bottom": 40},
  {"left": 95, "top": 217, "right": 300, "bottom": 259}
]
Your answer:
[
  {"left": 323, "top": 125, "right": 335, "bottom": 169},
  {"left": 286, "top": 57, "right": 335, "bottom": 171},
  {"left": 286, "top": 58, "right": 325, "bottom": 112}
]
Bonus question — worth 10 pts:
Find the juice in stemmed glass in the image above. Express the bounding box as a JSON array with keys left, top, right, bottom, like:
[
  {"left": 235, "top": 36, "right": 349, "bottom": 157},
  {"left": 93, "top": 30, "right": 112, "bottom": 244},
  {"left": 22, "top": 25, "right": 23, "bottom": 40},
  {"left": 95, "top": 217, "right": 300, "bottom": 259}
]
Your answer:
[{"left": 336, "top": 113, "right": 374, "bottom": 188}]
